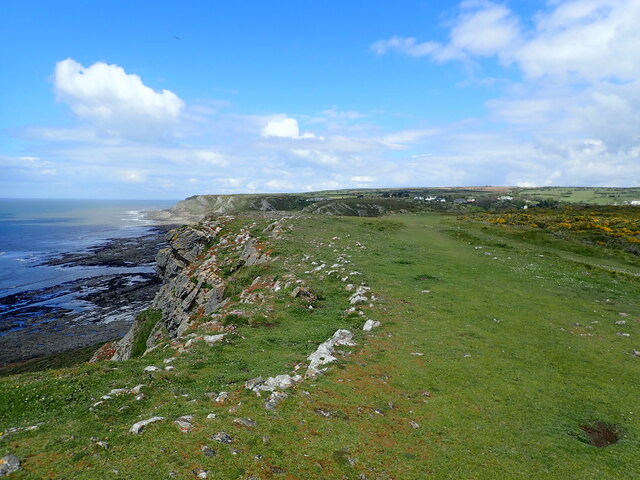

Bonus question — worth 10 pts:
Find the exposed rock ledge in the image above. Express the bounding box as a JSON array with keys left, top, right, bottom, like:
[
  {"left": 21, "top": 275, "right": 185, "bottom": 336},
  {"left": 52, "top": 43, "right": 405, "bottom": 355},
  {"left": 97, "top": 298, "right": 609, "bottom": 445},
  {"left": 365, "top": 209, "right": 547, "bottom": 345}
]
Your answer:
[{"left": 96, "top": 217, "right": 275, "bottom": 361}]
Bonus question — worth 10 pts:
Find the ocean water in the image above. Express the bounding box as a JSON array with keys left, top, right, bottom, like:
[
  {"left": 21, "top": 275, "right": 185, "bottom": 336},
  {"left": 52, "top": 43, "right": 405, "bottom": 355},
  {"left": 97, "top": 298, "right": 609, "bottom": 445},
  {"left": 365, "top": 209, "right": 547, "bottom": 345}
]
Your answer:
[{"left": 0, "top": 198, "right": 175, "bottom": 299}]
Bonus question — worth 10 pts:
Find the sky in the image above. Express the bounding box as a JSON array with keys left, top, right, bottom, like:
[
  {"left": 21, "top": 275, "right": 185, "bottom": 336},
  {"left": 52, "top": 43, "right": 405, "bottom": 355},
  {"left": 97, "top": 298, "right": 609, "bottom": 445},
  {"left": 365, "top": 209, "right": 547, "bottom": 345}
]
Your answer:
[{"left": 1, "top": 0, "right": 639, "bottom": 199}]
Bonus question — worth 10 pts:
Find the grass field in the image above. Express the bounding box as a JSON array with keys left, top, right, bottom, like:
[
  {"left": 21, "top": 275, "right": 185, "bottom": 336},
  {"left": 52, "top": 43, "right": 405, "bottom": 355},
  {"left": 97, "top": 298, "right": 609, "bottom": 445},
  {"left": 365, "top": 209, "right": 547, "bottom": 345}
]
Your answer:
[
  {"left": 516, "top": 187, "right": 640, "bottom": 205},
  {"left": 1, "top": 212, "right": 639, "bottom": 479}
]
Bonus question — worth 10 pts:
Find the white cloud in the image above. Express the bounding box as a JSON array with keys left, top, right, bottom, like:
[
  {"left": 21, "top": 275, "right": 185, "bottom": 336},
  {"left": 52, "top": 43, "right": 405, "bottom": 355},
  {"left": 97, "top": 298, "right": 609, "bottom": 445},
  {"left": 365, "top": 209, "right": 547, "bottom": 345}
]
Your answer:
[
  {"left": 290, "top": 149, "right": 340, "bottom": 165},
  {"left": 321, "top": 109, "right": 365, "bottom": 121},
  {"left": 262, "top": 116, "right": 317, "bottom": 139},
  {"left": 371, "top": 2, "right": 519, "bottom": 63},
  {"left": 117, "top": 169, "right": 147, "bottom": 183},
  {"left": 373, "top": 0, "right": 640, "bottom": 82},
  {"left": 265, "top": 179, "right": 294, "bottom": 190},
  {"left": 351, "top": 175, "right": 375, "bottom": 183},
  {"left": 371, "top": 0, "right": 640, "bottom": 187},
  {"left": 54, "top": 58, "right": 184, "bottom": 141}
]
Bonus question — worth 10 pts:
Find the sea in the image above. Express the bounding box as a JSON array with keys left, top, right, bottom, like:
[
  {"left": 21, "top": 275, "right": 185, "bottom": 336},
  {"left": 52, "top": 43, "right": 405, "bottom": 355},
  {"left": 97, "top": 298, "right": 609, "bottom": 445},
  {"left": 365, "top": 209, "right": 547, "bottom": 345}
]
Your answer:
[{"left": 0, "top": 198, "right": 175, "bottom": 309}]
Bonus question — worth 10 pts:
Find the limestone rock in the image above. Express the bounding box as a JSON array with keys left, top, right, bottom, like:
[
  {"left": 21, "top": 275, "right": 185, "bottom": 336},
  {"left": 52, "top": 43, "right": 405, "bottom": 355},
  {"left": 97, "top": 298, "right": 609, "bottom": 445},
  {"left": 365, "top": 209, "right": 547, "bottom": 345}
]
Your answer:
[
  {"left": 232, "top": 418, "right": 256, "bottom": 428},
  {"left": 239, "top": 238, "right": 270, "bottom": 266},
  {"left": 363, "top": 319, "right": 381, "bottom": 332},
  {"left": 129, "top": 416, "right": 165, "bottom": 434},
  {"left": 349, "top": 285, "right": 371, "bottom": 304},
  {"left": 207, "top": 391, "right": 229, "bottom": 403},
  {"left": 203, "top": 334, "right": 225, "bottom": 346},
  {"left": 306, "top": 329, "right": 355, "bottom": 377},
  {"left": 174, "top": 416, "right": 194, "bottom": 433},
  {"left": 265, "top": 391, "right": 288, "bottom": 410},
  {"left": 0, "top": 455, "right": 20, "bottom": 476},
  {"left": 201, "top": 446, "right": 216, "bottom": 457},
  {"left": 211, "top": 431, "right": 233, "bottom": 444},
  {"left": 244, "top": 376, "right": 265, "bottom": 391}
]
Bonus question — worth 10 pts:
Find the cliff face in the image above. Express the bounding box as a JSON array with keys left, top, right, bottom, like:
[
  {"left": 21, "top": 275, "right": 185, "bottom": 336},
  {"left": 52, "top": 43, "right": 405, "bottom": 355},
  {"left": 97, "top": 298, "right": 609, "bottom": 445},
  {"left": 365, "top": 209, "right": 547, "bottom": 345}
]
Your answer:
[
  {"left": 147, "top": 194, "right": 309, "bottom": 223},
  {"left": 95, "top": 216, "right": 277, "bottom": 361},
  {"left": 151, "top": 223, "right": 226, "bottom": 338}
]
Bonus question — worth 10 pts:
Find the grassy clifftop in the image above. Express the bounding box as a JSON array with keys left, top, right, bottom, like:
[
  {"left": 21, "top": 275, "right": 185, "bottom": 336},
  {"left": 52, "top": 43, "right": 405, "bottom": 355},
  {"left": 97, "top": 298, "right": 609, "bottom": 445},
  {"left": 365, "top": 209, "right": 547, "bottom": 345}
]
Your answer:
[
  {"left": 150, "top": 187, "right": 640, "bottom": 223},
  {"left": 1, "top": 208, "right": 640, "bottom": 479}
]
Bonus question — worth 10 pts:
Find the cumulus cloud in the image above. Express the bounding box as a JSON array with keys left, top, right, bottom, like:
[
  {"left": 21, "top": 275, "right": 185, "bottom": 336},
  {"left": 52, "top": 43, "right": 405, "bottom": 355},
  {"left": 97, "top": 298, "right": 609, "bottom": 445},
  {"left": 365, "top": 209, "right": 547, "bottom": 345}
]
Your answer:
[
  {"left": 372, "top": 1, "right": 519, "bottom": 63},
  {"left": 372, "top": 0, "right": 640, "bottom": 81},
  {"left": 351, "top": 175, "right": 376, "bottom": 183},
  {"left": 262, "top": 116, "right": 317, "bottom": 139},
  {"left": 54, "top": 58, "right": 184, "bottom": 141},
  {"left": 372, "top": 0, "right": 640, "bottom": 186}
]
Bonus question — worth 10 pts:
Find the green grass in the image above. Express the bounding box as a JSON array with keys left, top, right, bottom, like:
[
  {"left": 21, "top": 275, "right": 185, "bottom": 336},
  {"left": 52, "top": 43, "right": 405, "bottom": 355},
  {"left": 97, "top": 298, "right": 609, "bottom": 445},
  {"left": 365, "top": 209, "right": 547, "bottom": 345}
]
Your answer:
[
  {"left": 0, "top": 344, "right": 106, "bottom": 378},
  {"left": 1, "top": 212, "right": 639, "bottom": 479},
  {"left": 516, "top": 187, "right": 640, "bottom": 205},
  {"left": 130, "top": 309, "right": 163, "bottom": 359}
]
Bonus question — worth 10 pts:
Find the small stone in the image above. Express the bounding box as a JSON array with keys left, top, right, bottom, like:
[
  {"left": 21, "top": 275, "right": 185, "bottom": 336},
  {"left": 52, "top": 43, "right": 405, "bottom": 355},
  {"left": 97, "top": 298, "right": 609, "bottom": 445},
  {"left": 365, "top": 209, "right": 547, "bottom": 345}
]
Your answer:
[
  {"left": 195, "top": 470, "right": 209, "bottom": 478},
  {"left": 410, "top": 352, "right": 424, "bottom": 356},
  {"left": 206, "top": 413, "right": 217, "bottom": 419},
  {"left": 211, "top": 431, "right": 233, "bottom": 444},
  {"left": 213, "top": 392, "right": 229, "bottom": 403},
  {"left": 615, "top": 320, "right": 626, "bottom": 326},
  {"left": 230, "top": 448, "right": 240, "bottom": 455},
  {"left": 362, "top": 319, "right": 381, "bottom": 332},
  {"left": 233, "top": 418, "right": 256, "bottom": 428},
  {"left": 422, "top": 391, "right": 432, "bottom": 397},
  {"left": 164, "top": 366, "right": 175, "bottom": 371},
  {"left": 0, "top": 455, "right": 21, "bottom": 476},
  {"left": 203, "top": 334, "right": 225, "bottom": 346},
  {"left": 617, "top": 332, "right": 631, "bottom": 337},
  {"left": 130, "top": 384, "right": 145, "bottom": 395},
  {"left": 463, "top": 353, "right": 472, "bottom": 358},
  {"left": 143, "top": 366, "right": 160, "bottom": 373},
  {"left": 163, "top": 357, "right": 176, "bottom": 364},
  {"left": 135, "top": 394, "right": 145, "bottom": 401},
  {"left": 174, "top": 416, "right": 194, "bottom": 433},
  {"left": 129, "top": 416, "right": 164, "bottom": 434},
  {"left": 619, "top": 312, "right": 629, "bottom": 317},
  {"left": 409, "top": 420, "right": 420, "bottom": 429},
  {"left": 106, "top": 388, "right": 129, "bottom": 397},
  {"left": 201, "top": 446, "right": 216, "bottom": 457},
  {"left": 265, "top": 391, "right": 288, "bottom": 410},
  {"left": 96, "top": 441, "right": 109, "bottom": 449},
  {"left": 245, "top": 376, "right": 265, "bottom": 390}
]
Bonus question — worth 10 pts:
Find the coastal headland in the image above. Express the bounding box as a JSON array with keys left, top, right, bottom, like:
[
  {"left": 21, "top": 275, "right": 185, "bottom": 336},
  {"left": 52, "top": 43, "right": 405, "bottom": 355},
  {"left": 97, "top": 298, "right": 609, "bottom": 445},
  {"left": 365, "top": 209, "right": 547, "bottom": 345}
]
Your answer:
[{"left": 0, "top": 187, "right": 639, "bottom": 478}]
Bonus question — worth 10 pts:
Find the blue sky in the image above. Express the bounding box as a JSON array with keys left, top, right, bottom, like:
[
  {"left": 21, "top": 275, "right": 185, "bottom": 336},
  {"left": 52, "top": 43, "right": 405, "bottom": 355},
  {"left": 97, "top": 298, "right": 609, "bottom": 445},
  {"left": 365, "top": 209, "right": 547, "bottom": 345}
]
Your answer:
[{"left": 1, "top": 0, "right": 639, "bottom": 199}]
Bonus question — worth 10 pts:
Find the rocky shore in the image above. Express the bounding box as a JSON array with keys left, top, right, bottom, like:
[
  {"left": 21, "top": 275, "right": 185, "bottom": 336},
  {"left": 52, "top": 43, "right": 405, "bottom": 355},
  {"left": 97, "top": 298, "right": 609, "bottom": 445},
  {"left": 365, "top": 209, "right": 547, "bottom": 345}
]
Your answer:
[{"left": 0, "top": 226, "right": 176, "bottom": 366}]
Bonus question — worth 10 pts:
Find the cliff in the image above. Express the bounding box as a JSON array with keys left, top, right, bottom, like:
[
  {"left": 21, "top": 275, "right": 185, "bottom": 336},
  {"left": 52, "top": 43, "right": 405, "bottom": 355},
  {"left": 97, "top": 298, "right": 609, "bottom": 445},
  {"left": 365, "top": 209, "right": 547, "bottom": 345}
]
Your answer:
[{"left": 94, "top": 216, "right": 280, "bottom": 361}]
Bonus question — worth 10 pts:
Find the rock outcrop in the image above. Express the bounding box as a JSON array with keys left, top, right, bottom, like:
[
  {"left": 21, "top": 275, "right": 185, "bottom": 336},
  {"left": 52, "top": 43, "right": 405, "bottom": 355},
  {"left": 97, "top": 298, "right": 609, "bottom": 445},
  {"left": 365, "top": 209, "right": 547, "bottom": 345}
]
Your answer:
[
  {"left": 98, "top": 217, "right": 279, "bottom": 361},
  {"left": 151, "top": 223, "right": 226, "bottom": 337}
]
